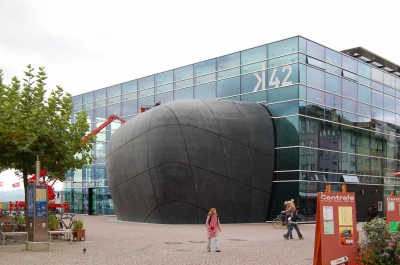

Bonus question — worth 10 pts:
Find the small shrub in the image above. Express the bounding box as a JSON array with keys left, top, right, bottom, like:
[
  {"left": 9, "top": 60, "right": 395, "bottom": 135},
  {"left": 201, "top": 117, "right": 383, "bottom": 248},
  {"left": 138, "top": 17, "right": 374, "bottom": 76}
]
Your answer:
[{"left": 72, "top": 219, "right": 83, "bottom": 230}]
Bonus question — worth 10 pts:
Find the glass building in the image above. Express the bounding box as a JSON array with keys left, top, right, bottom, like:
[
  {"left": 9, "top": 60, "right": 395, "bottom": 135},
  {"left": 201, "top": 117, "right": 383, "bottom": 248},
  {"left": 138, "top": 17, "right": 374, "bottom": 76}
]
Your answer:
[{"left": 69, "top": 36, "right": 400, "bottom": 221}]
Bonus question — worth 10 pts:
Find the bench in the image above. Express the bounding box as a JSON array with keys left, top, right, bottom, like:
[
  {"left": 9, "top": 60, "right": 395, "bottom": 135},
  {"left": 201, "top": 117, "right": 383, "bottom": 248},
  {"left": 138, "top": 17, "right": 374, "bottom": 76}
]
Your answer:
[
  {"left": 48, "top": 229, "right": 73, "bottom": 243},
  {"left": 1, "top": 231, "right": 28, "bottom": 245}
]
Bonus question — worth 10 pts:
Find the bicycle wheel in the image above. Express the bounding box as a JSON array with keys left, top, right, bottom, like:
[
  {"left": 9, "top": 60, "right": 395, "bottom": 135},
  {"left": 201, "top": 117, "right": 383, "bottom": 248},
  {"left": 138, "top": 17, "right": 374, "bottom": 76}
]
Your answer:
[{"left": 272, "top": 218, "right": 282, "bottom": 229}]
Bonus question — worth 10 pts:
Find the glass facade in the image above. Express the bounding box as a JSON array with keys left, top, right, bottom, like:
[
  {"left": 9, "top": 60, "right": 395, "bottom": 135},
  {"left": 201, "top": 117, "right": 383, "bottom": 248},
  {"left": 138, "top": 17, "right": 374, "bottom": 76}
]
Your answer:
[{"left": 69, "top": 36, "right": 400, "bottom": 220}]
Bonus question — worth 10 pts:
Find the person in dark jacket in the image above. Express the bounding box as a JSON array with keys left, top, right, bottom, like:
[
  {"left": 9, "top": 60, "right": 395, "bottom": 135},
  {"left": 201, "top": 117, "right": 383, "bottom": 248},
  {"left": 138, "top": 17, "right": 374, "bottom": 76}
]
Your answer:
[
  {"left": 283, "top": 210, "right": 304, "bottom": 240},
  {"left": 367, "top": 204, "right": 378, "bottom": 222}
]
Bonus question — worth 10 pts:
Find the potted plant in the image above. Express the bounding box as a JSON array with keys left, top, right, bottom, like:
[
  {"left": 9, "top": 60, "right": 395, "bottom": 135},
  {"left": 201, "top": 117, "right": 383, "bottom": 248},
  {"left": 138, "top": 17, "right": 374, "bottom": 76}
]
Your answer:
[
  {"left": 72, "top": 219, "right": 85, "bottom": 241},
  {"left": 48, "top": 213, "right": 60, "bottom": 230},
  {"left": 15, "top": 214, "right": 26, "bottom": 231}
]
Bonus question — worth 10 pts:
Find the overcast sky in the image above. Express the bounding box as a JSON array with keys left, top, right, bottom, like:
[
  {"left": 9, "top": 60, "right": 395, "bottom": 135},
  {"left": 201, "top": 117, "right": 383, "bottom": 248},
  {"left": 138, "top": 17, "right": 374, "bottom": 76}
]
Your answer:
[{"left": 0, "top": 0, "right": 399, "bottom": 191}]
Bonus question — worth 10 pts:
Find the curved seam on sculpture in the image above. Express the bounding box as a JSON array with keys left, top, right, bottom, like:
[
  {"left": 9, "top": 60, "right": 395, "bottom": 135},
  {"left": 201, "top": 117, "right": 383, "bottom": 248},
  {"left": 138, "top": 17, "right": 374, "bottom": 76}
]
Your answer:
[
  {"left": 159, "top": 104, "right": 199, "bottom": 223},
  {"left": 201, "top": 99, "right": 234, "bottom": 221},
  {"left": 145, "top": 106, "right": 163, "bottom": 224}
]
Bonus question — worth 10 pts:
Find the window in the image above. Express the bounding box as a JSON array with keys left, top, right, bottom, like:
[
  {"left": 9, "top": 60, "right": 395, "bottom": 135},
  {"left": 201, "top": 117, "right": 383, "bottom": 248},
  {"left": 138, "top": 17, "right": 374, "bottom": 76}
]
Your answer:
[
  {"left": 194, "top": 59, "right": 216, "bottom": 76},
  {"left": 307, "top": 40, "right": 325, "bottom": 60},
  {"left": 268, "top": 37, "right": 298, "bottom": 58},
  {"left": 307, "top": 120, "right": 315, "bottom": 133},
  {"left": 217, "top": 53, "right": 240, "bottom": 70},
  {"left": 299, "top": 120, "right": 306, "bottom": 134},
  {"left": 300, "top": 140, "right": 305, "bottom": 156},
  {"left": 241, "top": 45, "right": 267, "bottom": 64}
]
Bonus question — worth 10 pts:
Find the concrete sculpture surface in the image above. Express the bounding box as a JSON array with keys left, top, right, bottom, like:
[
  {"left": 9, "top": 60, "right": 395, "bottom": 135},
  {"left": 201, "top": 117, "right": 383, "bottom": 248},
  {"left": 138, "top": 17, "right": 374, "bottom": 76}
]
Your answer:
[{"left": 106, "top": 99, "right": 275, "bottom": 224}]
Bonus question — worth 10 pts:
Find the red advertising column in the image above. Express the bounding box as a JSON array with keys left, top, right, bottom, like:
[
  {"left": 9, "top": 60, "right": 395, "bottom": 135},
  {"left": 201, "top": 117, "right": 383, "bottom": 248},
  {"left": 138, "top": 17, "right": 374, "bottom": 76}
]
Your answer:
[
  {"left": 313, "top": 185, "right": 358, "bottom": 265},
  {"left": 386, "top": 195, "right": 400, "bottom": 234}
]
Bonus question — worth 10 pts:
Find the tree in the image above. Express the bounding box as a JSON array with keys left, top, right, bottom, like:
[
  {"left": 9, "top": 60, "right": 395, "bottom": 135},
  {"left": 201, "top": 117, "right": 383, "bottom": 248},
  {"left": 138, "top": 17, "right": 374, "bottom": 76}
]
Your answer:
[{"left": 0, "top": 65, "right": 95, "bottom": 207}]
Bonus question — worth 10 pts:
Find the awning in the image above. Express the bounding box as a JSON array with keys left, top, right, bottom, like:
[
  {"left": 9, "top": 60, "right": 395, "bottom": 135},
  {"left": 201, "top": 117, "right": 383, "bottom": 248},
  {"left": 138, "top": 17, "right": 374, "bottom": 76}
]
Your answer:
[{"left": 342, "top": 175, "right": 360, "bottom": 183}]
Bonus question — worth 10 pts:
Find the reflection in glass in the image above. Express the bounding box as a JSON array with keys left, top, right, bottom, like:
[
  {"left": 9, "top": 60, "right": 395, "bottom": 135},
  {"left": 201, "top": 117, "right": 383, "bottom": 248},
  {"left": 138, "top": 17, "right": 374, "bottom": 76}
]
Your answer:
[
  {"left": 358, "top": 62, "right": 371, "bottom": 78},
  {"left": 342, "top": 79, "right": 357, "bottom": 99},
  {"left": 107, "top": 96, "right": 120, "bottom": 105},
  {"left": 122, "top": 92, "right": 137, "bottom": 101},
  {"left": 342, "top": 98, "right": 357, "bottom": 113},
  {"left": 325, "top": 93, "right": 342, "bottom": 109},
  {"left": 268, "top": 85, "right": 298, "bottom": 103},
  {"left": 217, "top": 53, "right": 240, "bottom": 70},
  {"left": 325, "top": 48, "right": 342, "bottom": 66},
  {"left": 342, "top": 71, "right": 357, "bottom": 81},
  {"left": 107, "top": 85, "right": 121, "bottom": 98},
  {"left": 138, "top": 75, "right": 154, "bottom": 90},
  {"left": 371, "top": 90, "right": 383, "bottom": 108},
  {"left": 342, "top": 55, "right": 357, "bottom": 73},
  {"left": 372, "top": 81, "right": 383, "bottom": 91},
  {"left": 241, "top": 91, "right": 267, "bottom": 102},
  {"left": 326, "top": 73, "right": 341, "bottom": 94},
  {"left": 325, "top": 64, "right": 342, "bottom": 76},
  {"left": 155, "top": 91, "right": 173, "bottom": 104},
  {"left": 155, "top": 70, "right": 173, "bottom": 85},
  {"left": 268, "top": 37, "right": 298, "bottom": 58},
  {"left": 385, "top": 110, "right": 395, "bottom": 124},
  {"left": 307, "top": 66, "right": 325, "bottom": 89},
  {"left": 384, "top": 73, "right": 396, "bottom": 88},
  {"left": 357, "top": 85, "right": 371, "bottom": 104},
  {"left": 307, "top": 87, "right": 325, "bottom": 104},
  {"left": 94, "top": 99, "right": 106, "bottom": 108},
  {"left": 121, "top": 100, "right": 137, "bottom": 116},
  {"left": 218, "top": 67, "right": 240, "bottom": 80},
  {"left": 174, "top": 79, "right": 193, "bottom": 89},
  {"left": 194, "top": 59, "right": 216, "bottom": 76},
  {"left": 174, "top": 87, "right": 193, "bottom": 100},
  {"left": 268, "top": 54, "right": 298, "bottom": 68},
  {"left": 242, "top": 61, "right": 265, "bottom": 74},
  {"left": 358, "top": 102, "right": 371, "bottom": 117},
  {"left": 307, "top": 57, "right": 325, "bottom": 69},
  {"left": 82, "top": 92, "right": 93, "bottom": 104},
  {"left": 371, "top": 68, "right": 383, "bottom": 83},
  {"left": 155, "top": 83, "right": 173, "bottom": 94},
  {"left": 107, "top": 103, "right": 121, "bottom": 117},
  {"left": 372, "top": 107, "right": 383, "bottom": 121},
  {"left": 384, "top": 94, "right": 395, "bottom": 111},
  {"left": 241, "top": 45, "right": 266, "bottom": 64},
  {"left": 384, "top": 86, "right": 395, "bottom": 96},
  {"left": 217, "top": 77, "right": 240, "bottom": 98},
  {"left": 268, "top": 100, "right": 298, "bottom": 116},
  {"left": 94, "top": 88, "right": 106, "bottom": 101},
  {"left": 194, "top": 82, "right": 216, "bottom": 100},
  {"left": 358, "top": 76, "right": 371, "bottom": 86},
  {"left": 194, "top": 73, "right": 216, "bottom": 84},
  {"left": 72, "top": 95, "right": 82, "bottom": 105},
  {"left": 138, "top": 88, "right": 154, "bottom": 98},
  {"left": 174, "top": 65, "right": 193, "bottom": 81},
  {"left": 306, "top": 40, "right": 325, "bottom": 60},
  {"left": 122, "top": 80, "right": 137, "bottom": 94},
  {"left": 94, "top": 106, "right": 106, "bottom": 122}
]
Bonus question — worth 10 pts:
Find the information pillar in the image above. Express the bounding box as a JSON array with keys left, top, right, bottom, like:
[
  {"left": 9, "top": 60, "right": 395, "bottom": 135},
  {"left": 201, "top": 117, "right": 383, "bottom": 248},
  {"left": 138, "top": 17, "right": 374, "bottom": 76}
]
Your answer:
[{"left": 27, "top": 183, "right": 48, "bottom": 242}]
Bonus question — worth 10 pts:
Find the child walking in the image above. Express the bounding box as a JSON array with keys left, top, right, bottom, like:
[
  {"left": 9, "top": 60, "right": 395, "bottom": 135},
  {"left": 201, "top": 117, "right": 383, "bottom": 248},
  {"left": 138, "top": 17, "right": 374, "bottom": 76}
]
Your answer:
[{"left": 206, "top": 208, "right": 222, "bottom": 252}]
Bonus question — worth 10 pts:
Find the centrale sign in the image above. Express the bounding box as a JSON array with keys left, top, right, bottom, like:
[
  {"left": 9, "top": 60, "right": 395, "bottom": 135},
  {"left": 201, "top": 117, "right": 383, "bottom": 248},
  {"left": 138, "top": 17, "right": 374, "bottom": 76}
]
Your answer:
[
  {"left": 387, "top": 197, "right": 400, "bottom": 202},
  {"left": 320, "top": 194, "right": 355, "bottom": 202}
]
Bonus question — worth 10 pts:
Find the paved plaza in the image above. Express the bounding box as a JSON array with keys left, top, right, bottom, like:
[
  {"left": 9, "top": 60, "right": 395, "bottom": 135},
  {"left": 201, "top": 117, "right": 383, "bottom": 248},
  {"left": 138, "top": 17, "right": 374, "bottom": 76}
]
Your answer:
[{"left": 0, "top": 215, "right": 366, "bottom": 265}]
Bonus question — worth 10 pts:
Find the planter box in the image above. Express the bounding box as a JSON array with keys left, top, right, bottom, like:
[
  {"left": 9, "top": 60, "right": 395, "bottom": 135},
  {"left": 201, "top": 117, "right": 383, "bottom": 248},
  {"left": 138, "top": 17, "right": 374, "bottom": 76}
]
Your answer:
[{"left": 72, "top": 229, "right": 86, "bottom": 241}]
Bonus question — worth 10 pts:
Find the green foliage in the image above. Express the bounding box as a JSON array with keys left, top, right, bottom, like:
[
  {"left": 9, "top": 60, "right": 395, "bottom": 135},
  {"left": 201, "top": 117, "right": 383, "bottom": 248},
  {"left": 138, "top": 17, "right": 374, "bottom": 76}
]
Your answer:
[
  {"left": 48, "top": 213, "right": 60, "bottom": 230},
  {"left": 72, "top": 219, "right": 83, "bottom": 230},
  {"left": 0, "top": 65, "right": 94, "bottom": 183},
  {"left": 15, "top": 214, "right": 26, "bottom": 224},
  {"left": 355, "top": 217, "right": 400, "bottom": 265}
]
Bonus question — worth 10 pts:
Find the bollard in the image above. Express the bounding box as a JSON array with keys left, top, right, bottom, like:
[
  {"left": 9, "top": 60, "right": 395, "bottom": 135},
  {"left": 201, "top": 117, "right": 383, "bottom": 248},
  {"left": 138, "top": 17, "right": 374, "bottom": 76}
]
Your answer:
[
  {"left": 326, "top": 185, "right": 331, "bottom": 193},
  {"left": 342, "top": 184, "right": 347, "bottom": 192}
]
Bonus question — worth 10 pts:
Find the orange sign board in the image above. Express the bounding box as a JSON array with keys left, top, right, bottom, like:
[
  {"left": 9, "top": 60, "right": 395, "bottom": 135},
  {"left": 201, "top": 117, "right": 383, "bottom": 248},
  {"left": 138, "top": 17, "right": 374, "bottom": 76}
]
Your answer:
[
  {"left": 313, "top": 192, "right": 358, "bottom": 265},
  {"left": 386, "top": 196, "right": 400, "bottom": 234}
]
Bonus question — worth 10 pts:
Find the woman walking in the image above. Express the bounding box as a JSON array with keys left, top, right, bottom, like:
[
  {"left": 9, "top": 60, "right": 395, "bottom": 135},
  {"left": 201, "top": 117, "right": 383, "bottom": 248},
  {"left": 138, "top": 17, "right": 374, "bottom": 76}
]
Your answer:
[{"left": 206, "top": 208, "right": 222, "bottom": 252}]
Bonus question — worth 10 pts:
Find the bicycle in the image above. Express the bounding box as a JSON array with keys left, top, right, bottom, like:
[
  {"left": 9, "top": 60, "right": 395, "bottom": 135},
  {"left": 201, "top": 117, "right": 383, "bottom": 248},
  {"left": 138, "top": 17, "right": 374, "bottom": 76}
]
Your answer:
[
  {"left": 57, "top": 212, "right": 77, "bottom": 229},
  {"left": 272, "top": 213, "right": 286, "bottom": 229}
]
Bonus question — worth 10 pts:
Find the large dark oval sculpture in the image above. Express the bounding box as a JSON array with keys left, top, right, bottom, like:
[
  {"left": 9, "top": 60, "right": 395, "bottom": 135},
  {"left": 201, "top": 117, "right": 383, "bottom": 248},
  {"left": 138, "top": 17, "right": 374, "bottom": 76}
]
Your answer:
[{"left": 106, "top": 99, "right": 275, "bottom": 224}]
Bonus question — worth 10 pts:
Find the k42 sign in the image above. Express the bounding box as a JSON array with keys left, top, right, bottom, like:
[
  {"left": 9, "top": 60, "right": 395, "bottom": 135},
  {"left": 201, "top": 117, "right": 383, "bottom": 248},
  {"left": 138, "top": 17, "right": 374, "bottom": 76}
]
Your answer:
[{"left": 252, "top": 63, "right": 298, "bottom": 92}]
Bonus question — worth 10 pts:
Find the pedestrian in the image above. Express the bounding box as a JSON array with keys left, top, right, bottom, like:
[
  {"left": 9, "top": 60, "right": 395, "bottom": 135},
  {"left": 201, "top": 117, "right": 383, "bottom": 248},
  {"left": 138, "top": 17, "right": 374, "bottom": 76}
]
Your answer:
[
  {"left": 283, "top": 210, "right": 304, "bottom": 240},
  {"left": 155, "top": 101, "right": 161, "bottom": 106},
  {"left": 206, "top": 207, "right": 221, "bottom": 252},
  {"left": 283, "top": 201, "right": 295, "bottom": 225},
  {"left": 367, "top": 204, "right": 378, "bottom": 222}
]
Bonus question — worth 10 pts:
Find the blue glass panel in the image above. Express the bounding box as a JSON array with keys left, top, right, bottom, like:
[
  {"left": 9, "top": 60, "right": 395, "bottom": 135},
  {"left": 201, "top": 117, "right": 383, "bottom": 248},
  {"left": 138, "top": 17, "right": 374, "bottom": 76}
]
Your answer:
[
  {"left": 122, "top": 80, "right": 137, "bottom": 94},
  {"left": 372, "top": 81, "right": 383, "bottom": 91},
  {"left": 122, "top": 92, "right": 137, "bottom": 101},
  {"left": 299, "top": 64, "right": 306, "bottom": 84},
  {"left": 357, "top": 85, "right": 371, "bottom": 104},
  {"left": 194, "top": 82, "right": 216, "bottom": 100},
  {"left": 385, "top": 110, "right": 395, "bottom": 124},
  {"left": 307, "top": 57, "right": 325, "bottom": 69},
  {"left": 155, "top": 91, "right": 173, "bottom": 104},
  {"left": 306, "top": 102, "right": 324, "bottom": 119},
  {"left": 371, "top": 90, "right": 383, "bottom": 108},
  {"left": 342, "top": 79, "right": 357, "bottom": 99},
  {"left": 217, "top": 53, "right": 240, "bottom": 70},
  {"left": 225, "top": 95, "right": 240, "bottom": 101},
  {"left": 107, "top": 103, "right": 121, "bottom": 117},
  {"left": 325, "top": 93, "right": 342, "bottom": 109},
  {"left": 358, "top": 102, "right": 371, "bottom": 117},
  {"left": 342, "top": 98, "right": 357, "bottom": 113},
  {"left": 138, "top": 75, "right": 154, "bottom": 90},
  {"left": 358, "top": 62, "right": 371, "bottom": 78},
  {"left": 268, "top": 64, "right": 299, "bottom": 89},
  {"left": 94, "top": 106, "right": 106, "bottom": 122},
  {"left": 306, "top": 40, "right": 325, "bottom": 60},
  {"left": 174, "top": 87, "right": 193, "bottom": 100},
  {"left": 121, "top": 100, "right": 137, "bottom": 116},
  {"left": 82, "top": 92, "right": 93, "bottom": 104},
  {"left": 241, "top": 72, "right": 260, "bottom": 94},
  {"left": 326, "top": 64, "right": 342, "bottom": 76},
  {"left": 358, "top": 76, "right": 371, "bottom": 86},
  {"left": 372, "top": 107, "right": 383, "bottom": 121},
  {"left": 107, "top": 96, "right": 120, "bottom": 105},
  {"left": 241, "top": 45, "right": 266, "bottom": 64},
  {"left": 94, "top": 100, "right": 106, "bottom": 108},
  {"left": 155, "top": 70, "right": 173, "bottom": 86},
  {"left": 325, "top": 48, "right": 342, "bottom": 67},
  {"left": 299, "top": 101, "right": 307, "bottom": 115},
  {"left": 299, "top": 37, "right": 306, "bottom": 53},
  {"left": 241, "top": 91, "right": 267, "bottom": 103},
  {"left": 217, "top": 77, "right": 240, "bottom": 98},
  {"left": 268, "top": 37, "right": 298, "bottom": 58},
  {"left": 342, "top": 71, "right": 357, "bottom": 81},
  {"left": 396, "top": 99, "right": 400, "bottom": 113},
  {"left": 342, "top": 111, "right": 356, "bottom": 125},
  {"left": 217, "top": 67, "right": 240, "bottom": 80},
  {"left": 299, "top": 54, "right": 306, "bottom": 63},
  {"left": 84, "top": 102, "right": 93, "bottom": 110},
  {"left": 106, "top": 84, "right": 121, "bottom": 98},
  {"left": 94, "top": 88, "right": 106, "bottom": 100},
  {"left": 307, "top": 87, "right": 324, "bottom": 104},
  {"left": 138, "top": 96, "right": 155, "bottom": 112},
  {"left": 268, "top": 100, "right": 298, "bottom": 116},
  {"left": 307, "top": 66, "right": 325, "bottom": 89},
  {"left": 194, "top": 73, "right": 216, "bottom": 84},
  {"left": 194, "top": 59, "right": 216, "bottom": 76},
  {"left": 384, "top": 73, "right": 396, "bottom": 88},
  {"left": 384, "top": 94, "right": 395, "bottom": 110},
  {"left": 371, "top": 68, "right": 383, "bottom": 83},
  {"left": 155, "top": 83, "right": 173, "bottom": 94},
  {"left": 174, "top": 65, "right": 193, "bottom": 81},
  {"left": 138, "top": 88, "right": 154, "bottom": 98},
  {"left": 268, "top": 54, "right": 298, "bottom": 68},
  {"left": 384, "top": 86, "right": 395, "bottom": 96},
  {"left": 342, "top": 55, "right": 357, "bottom": 73},
  {"left": 72, "top": 95, "right": 82, "bottom": 105},
  {"left": 73, "top": 105, "right": 82, "bottom": 112},
  {"left": 326, "top": 73, "right": 341, "bottom": 94},
  {"left": 299, "top": 85, "right": 306, "bottom": 100},
  {"left": 268, "top": 85, "right": 298, "bottom": 103},
  {"left": 242, "top": 61, "right": 265, "bottom": 74},
  {"left": 174, "top": 79, "right": 193, "bottom": 89}
]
